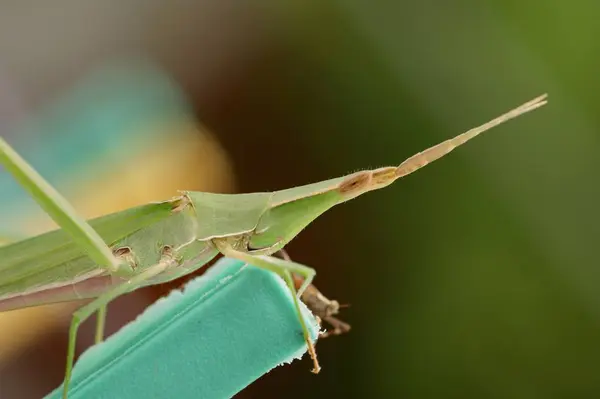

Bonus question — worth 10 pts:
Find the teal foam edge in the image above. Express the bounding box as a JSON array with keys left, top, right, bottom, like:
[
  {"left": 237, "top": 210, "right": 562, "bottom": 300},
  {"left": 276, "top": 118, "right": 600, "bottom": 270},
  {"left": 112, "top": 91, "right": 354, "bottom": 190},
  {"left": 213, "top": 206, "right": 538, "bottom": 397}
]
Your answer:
[{"left": 45, "top": 257, "right": 319, "bottom": 399}]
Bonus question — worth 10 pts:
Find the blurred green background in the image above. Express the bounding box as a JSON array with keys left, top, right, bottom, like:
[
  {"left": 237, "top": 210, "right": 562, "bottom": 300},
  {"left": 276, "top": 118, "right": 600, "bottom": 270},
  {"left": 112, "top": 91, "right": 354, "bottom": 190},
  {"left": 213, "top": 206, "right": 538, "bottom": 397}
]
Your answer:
[{"left": 1, "top": 1, "right": 598, "bottom": 398}]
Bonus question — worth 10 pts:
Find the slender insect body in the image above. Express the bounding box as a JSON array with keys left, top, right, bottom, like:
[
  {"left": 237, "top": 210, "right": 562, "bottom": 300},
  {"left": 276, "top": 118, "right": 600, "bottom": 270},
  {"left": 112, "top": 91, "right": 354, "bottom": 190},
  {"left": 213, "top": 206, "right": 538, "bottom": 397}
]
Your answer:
[
  {"left": 0, "top": 200, "right": 177, "bottom": 296},
  {"left": 0, "top": 195, "right": 275, "bottom": 310},
  {"left": 0, "top": 94, "right": 548, "bottom": 398},
  {"left": 0, "top": 204, "right": 202, "bottom": 309},
  {"left": 0, "top": 243, "right": 220, "bottom": 313}
]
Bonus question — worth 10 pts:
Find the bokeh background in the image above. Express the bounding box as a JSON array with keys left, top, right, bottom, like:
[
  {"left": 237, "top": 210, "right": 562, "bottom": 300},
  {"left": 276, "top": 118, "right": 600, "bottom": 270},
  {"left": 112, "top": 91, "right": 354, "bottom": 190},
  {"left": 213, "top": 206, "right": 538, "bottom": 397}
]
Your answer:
[{"left": 0, "top": 1, "right": 597, "bottom": 398}]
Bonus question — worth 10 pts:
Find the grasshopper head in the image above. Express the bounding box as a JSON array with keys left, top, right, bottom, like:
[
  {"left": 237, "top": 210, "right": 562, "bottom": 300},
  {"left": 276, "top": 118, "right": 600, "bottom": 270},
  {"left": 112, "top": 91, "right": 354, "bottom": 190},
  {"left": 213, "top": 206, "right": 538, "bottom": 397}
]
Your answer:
[
  {"left": 248, "top": 167, "right": 400, "bottom": 251},
  {"left": 248, "top": 94, "right": 548, "bottom": 251}
]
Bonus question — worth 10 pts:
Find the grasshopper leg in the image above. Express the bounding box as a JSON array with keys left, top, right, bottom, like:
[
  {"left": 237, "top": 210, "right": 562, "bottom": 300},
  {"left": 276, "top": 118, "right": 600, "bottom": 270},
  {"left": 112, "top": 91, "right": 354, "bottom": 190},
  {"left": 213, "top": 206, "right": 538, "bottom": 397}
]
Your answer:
[
  {"left": 216, "top": 244, "right": 320, "bottom": 373},
  {"left": 62, "top": 252, "right": 176, "bottom": 399},
  {"left": 94, "top": 305, "right": 107, "bottom": 344},
  {"left": 320, "top": 316, "right": 351, "bottom": 338},
  {"left": 276, "top": 249, "right": 352, "bottom": 340},
  {"left": 0, "top": 137, "right": 122, "bottom": 272}
]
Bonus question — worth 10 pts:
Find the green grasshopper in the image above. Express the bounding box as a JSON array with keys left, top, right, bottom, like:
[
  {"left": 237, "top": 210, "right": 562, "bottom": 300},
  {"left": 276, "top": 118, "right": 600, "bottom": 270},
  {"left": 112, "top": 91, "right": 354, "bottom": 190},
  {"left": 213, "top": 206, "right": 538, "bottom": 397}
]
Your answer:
[{"left": 0, "top": 94, "right": 547, "bottom": 398}]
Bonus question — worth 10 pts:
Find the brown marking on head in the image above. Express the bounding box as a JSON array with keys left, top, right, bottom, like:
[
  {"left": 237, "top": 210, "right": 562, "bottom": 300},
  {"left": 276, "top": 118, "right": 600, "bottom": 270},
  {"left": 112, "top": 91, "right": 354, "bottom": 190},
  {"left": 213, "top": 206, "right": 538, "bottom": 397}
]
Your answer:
[{"left": 338, "top": 171, "right": 372, "bottom": 197}]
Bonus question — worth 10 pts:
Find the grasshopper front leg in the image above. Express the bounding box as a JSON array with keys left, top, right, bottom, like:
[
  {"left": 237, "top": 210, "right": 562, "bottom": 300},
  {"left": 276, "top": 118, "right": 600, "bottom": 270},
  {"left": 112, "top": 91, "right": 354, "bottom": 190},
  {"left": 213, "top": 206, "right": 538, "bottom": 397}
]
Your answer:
[
  {"left": 215, "top": 243, "right": 320, "bottom": 373},
  {"left": 0, "top": 137, "right": 123, "bottom": 273},
  {"left": 0, "top": 138, "right": 131, "bottom": 343}
]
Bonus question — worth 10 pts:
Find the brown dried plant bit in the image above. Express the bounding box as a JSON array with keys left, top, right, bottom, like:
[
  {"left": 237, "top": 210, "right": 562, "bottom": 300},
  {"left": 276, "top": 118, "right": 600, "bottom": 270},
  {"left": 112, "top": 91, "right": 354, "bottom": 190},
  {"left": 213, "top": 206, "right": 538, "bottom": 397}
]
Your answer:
[{"left": 276, "top": 250, "right": 351, "bottom": 339}]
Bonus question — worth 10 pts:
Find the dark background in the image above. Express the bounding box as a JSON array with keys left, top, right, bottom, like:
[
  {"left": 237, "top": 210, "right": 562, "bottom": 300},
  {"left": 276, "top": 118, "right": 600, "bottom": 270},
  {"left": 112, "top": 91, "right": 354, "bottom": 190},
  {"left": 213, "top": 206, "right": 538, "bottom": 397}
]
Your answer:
[{"left": 1, "top": 1, "right": 599, "bottom": 398}]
